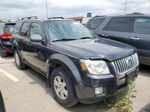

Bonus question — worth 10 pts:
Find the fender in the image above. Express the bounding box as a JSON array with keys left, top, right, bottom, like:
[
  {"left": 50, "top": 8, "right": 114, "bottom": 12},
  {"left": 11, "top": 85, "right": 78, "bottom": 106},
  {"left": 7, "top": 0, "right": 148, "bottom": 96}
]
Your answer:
[{"left": 47, "top": 53, "right": 83, "bottom": 87}]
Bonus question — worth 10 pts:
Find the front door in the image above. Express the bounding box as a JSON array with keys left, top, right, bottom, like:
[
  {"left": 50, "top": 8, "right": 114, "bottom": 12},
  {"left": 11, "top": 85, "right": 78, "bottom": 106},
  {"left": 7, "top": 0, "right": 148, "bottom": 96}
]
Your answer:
[
  {"left": 27, "top": 22, "right": 48, "bottom": 73},
  {"left": 101, "top": 17, "right": 134, "bottom": 45}
]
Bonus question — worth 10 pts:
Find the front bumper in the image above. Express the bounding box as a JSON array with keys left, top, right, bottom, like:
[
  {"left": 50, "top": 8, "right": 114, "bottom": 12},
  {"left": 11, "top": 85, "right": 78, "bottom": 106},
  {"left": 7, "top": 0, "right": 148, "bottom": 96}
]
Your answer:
[{"left": 75, "top": 66, "right": 139, "bottom": 103}]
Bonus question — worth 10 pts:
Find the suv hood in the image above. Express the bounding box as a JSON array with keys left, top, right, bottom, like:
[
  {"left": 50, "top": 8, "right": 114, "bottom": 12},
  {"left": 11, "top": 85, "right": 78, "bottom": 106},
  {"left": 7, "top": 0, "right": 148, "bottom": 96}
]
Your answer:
[{"left": 52, "top": 38, "right": 135, "bottom": 61}]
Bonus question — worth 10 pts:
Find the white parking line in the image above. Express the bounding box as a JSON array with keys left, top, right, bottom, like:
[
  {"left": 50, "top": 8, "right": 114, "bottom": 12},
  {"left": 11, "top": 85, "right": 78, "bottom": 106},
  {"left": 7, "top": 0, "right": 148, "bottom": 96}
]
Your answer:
[{"left": 0, "top": 69, "right": 19, "bottom": 82}]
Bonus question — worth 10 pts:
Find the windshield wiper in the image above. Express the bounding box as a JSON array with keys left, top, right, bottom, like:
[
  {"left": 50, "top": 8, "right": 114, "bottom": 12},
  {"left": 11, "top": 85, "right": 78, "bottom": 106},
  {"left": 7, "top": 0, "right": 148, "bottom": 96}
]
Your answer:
[
  {"left": 52, "top": 38, "right": 77, "bottom": 42},
  {"left": 80, "top": 37, "right": 93, "bottom": 39}
]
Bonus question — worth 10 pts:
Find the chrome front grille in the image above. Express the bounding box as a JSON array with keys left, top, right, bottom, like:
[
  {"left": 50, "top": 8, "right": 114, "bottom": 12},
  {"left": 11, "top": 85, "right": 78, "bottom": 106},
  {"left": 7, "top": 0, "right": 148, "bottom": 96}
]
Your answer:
[{"left": 112, "top": 53, "right": 139, "bottom": 75}]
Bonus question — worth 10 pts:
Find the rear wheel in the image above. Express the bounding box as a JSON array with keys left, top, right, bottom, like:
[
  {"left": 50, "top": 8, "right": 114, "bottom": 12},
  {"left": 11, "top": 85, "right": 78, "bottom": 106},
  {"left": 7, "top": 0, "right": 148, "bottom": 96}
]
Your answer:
[
  {"left": 51, "top": 67, "right": 78, "bottom": 107},
  {"left": 0, "top": 46, "right": 8, "bottom": 58},
  {"left": 14, "top": 50, "right": 27, "bottom": 69}
]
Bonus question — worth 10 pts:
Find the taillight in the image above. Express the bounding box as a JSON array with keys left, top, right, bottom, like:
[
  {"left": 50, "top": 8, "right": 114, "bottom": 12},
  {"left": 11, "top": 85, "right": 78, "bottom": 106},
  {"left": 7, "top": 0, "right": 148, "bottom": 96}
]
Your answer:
[{"left": 1, "top": 33, "right": 12, "bottom": 39}]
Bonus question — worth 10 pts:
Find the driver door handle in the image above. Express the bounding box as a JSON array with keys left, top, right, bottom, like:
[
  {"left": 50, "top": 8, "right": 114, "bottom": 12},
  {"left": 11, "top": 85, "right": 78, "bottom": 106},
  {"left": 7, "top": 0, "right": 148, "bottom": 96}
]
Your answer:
[
  {"left": 102, "top": 34, "right": 109, "bottom": 37},
  {"left": 130, "top": 37, "right": 140, "bottom": 40}
]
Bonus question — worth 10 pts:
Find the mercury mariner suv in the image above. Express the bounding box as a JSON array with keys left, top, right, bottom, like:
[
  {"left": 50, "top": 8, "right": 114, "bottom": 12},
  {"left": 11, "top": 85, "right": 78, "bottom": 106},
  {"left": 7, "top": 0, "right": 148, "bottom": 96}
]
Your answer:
[{"left": 11, "top": 16, "right": 139, "bottom": 107}]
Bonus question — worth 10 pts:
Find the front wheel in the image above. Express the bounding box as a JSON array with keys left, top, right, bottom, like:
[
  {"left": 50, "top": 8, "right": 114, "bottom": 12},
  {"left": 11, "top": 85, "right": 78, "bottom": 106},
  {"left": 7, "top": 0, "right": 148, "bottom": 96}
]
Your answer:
[
  {"left": 14, "top": 50, "right": 27, "bottom": 69},
  {"left": 51, "top": 67, "right": 78, "bottom": 107}
]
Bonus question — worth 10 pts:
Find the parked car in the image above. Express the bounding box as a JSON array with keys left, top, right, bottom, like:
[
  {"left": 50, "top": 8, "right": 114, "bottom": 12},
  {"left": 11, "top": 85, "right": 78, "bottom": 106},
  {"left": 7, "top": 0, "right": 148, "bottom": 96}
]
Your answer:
[
  {"left": 0, "top": 91, "right": 5, "bottom": 112},
  {"left": 0, "top": 22, "right": 16, "bottom": 57},
  {"left": 86, "top": 13, "right": 150, "bottom": 66},
  {"left": 12, "top": 16, "right": 139, "bottom": 107}
]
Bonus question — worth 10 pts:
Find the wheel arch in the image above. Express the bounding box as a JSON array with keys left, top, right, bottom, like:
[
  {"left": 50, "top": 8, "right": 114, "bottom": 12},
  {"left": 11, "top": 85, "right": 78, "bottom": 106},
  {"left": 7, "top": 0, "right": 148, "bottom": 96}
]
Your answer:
[
  {"left": 12, "top": 39, "right": 19, "bottom": 51},
  {"left": 47, "top": 53, "right": 83, "bottom": 88}
]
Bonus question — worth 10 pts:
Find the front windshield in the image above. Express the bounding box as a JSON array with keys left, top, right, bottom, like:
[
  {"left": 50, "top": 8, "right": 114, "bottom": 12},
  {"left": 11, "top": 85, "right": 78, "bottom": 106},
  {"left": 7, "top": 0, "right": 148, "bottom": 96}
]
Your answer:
[{"left": 45, "top": 20, "right": 94, "bottom": 41}]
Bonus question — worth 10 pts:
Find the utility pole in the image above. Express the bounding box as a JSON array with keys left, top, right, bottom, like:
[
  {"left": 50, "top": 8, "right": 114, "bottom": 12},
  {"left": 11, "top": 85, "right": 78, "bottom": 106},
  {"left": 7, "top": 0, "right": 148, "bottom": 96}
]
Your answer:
[
  {"left": 125, "top": 0, "right": 127, "bottom": 14},
  {"left": 46, "top": 0, "right": 49, "bottom": 18}
]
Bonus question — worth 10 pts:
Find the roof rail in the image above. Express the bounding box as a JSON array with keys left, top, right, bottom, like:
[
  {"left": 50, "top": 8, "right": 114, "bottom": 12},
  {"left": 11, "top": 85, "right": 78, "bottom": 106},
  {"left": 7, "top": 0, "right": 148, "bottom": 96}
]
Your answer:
[
  {"left": 93, "top": 15, "right": 106, "bottom": 18},
  {"left": 48, "top": 17, "right": 64, "bottom": 20},
  {"left": 21, "top": 16, "right": 38, "bottom": 20},
  {"left": 126, "top": 12, "right": 144, "bottom": 15}
]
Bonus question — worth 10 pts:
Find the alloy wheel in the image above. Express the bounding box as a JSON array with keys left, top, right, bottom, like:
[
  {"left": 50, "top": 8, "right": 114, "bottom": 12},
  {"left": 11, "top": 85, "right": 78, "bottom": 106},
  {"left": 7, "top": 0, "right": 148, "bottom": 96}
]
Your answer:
[{"left": 54, "top": 76, "right": 68, "bottom": 100}]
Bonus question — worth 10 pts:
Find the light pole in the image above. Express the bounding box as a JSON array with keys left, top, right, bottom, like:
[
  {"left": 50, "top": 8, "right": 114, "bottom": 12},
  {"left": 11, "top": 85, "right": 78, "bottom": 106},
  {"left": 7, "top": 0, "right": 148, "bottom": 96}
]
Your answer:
[
  {"left": 125, "top": 0, "right": 127, "bottom": 14},
  {"left": 46, "top": 0, "right": 49, "bottom": 18}
]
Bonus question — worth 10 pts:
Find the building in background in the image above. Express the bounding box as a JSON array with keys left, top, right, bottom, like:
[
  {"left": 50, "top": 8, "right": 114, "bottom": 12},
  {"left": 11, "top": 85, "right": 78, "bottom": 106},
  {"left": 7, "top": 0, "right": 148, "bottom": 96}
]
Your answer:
[
  {"left": 0, "top": 19, "right": 8, "bottom": 23},
  {"left": 67, "top": 16, "right": 91, "bottom": 25}
]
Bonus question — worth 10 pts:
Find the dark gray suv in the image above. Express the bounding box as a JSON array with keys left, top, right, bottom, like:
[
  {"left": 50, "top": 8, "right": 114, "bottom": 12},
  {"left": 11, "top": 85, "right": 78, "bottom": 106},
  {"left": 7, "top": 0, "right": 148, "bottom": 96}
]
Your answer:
[
  {"left": 11, "top": 17, "right": 139, "bottom": 107},
  {"left": 86, "top": 13, "right": 150, "bottom": 65}
]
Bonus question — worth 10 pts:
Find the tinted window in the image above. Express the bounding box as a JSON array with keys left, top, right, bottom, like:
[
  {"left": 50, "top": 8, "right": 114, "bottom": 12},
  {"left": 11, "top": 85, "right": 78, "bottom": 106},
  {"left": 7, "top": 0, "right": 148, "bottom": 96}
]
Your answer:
[
  {"left": 134, "top": 18, "right": 150, "bottom": 35},
  {"left": 104, "top": 17, "right": 134, "bottom": 32},
  {"left": 4, "top": 24, "right": 15, "bottom": 34},
  {"left": 0, "top": 23, "right": 4, "bottom": 34},
  {"left": 87, "top": 18, "right": 104, "bottom": 29},
  {"left": 20, "top": 22, "right": 30, "bottom": 37},
  {"left": 14, "top": 22, "right": 22, "bottom": 34},
  {"left": 30, "top": 23, "right": 43, "bottom": 37}
]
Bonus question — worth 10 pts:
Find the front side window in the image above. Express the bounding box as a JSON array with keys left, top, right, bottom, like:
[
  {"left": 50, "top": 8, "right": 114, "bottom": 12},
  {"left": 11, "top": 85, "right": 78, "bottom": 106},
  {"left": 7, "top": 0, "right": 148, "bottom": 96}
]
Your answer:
[
  {"left": 45, "top": 20, "right": 94, "bottom": 41},
  {"left": 30, "top": 23, "right": 43, "bottom": 37},
  {"left": 104, "top": 17, "right": 134, "bottom": 32},
  {"left": 87, "top": 18, "right": 105, "bottom": 29},
  {"left": 133, "top": 18, "right": 150, "bottom": 35},
  {"left": 20, "top": 22, "right": 30, "bottom": 37}
]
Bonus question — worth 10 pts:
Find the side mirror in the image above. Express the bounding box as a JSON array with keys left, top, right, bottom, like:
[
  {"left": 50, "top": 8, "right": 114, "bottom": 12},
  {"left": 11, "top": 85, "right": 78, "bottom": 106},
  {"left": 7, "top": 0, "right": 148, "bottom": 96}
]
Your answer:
[{"left": 30, "top": 34, "right": 42, "bottom": 42}]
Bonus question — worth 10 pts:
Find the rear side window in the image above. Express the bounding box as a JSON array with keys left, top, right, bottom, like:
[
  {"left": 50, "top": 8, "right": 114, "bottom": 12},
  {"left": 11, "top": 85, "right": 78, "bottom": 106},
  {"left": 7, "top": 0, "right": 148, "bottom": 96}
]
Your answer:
[
  {"left": 20, "top": 22, "right": 30, "bottom": 37},
  {"left": 14, "top": 22, "right": 22, "bottom": 34},
  {"left": 87, "top": 18, "right": 105, "bottom": 29},
  {"left": 134, "top": 18, "right": 150, "bottom": 35},
  {"left": 104, "top": 17, "right": 134, "bottom": 32},
  {"left": 4, "top": 24, "right": 15, "bottom": 34},
  {"left": 0, "top": 23, "right": 4, "bottom": 34}
]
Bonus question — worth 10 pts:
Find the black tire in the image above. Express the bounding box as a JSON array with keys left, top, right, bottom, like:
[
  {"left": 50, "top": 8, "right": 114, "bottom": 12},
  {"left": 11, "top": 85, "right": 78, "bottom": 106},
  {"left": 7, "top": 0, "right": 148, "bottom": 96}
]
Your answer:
[
  {"left": 14, "top": 50, "right": 27, "bottom": 70},
  {"left": 51, "top": 67, "right": 78, "bottom": 107},
  {"left": 0, "top": 46, "right": 8, "bottom": 58},
  {"left": 0, "top": 92, "right": 5, "bottom": 112}
]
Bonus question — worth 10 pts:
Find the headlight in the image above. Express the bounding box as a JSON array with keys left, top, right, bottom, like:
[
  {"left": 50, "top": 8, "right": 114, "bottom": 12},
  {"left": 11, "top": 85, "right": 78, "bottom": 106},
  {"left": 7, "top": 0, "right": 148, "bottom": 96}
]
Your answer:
[{"left": 80, "top": 60, "right": 110, "bottom": 75}]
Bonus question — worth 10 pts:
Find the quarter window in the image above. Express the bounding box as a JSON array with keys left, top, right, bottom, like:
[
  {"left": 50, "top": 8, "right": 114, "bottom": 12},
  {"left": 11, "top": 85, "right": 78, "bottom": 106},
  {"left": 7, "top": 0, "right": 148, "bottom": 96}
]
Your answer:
[
  {"left": 133, "top": 18, "right": 150, "bottom": 35},
  {"left": 104, "top": 17, "right": 134, "bottom": 32},
  {"left": 20, "top": 23, "right": 30, "bottom": 37},
  {"left": 87, "top": 18, "right": 105, "bottom": 29},
  {"left": 14, "top": 22, "right": 22, "bottom": 34}
]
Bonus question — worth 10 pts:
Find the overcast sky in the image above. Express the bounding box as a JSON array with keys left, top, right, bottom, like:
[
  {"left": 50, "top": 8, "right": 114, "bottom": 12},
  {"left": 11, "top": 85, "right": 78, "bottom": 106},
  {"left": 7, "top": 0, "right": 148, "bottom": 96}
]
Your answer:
[{"left": 0, "top": 0, "right": 150, "bottom": 20}]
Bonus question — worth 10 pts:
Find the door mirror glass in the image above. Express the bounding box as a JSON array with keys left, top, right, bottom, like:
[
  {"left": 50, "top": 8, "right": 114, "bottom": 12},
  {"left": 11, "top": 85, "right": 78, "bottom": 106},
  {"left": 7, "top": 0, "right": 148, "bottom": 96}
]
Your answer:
[{"left": 30, "top": 34, "right": 42, "bottom": 42}]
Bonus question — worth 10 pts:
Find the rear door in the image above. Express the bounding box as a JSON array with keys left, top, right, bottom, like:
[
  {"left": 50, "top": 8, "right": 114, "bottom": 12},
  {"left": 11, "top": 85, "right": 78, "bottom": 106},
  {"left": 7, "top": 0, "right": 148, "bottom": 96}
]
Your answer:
[
  {"left": 100, "top": 17, "right": 134, "bottom": 45},
  {"left": 129, "top": 17, "right": 150, "bottom": 63}
]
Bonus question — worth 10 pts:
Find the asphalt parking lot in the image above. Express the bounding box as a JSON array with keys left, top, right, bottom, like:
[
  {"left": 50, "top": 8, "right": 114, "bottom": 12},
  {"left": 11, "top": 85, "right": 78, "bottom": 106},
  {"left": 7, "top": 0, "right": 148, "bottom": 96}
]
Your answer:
[{"left": 0, "top": 56, "right": 150, "bottom": 112}]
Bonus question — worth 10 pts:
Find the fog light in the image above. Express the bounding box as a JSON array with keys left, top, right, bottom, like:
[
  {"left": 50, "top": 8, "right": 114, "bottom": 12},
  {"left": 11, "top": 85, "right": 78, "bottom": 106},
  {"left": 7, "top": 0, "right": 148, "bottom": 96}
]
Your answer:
[{"left": 95, "top": 87, "right": 103, "bottom": 95}]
